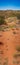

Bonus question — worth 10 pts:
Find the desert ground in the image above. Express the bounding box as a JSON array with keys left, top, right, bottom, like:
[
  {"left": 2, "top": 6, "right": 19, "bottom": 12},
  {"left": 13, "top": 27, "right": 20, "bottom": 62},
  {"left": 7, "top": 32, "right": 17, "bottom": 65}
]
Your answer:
[{"left": 0, "top": 10, "right": 20, "bottom": 65}]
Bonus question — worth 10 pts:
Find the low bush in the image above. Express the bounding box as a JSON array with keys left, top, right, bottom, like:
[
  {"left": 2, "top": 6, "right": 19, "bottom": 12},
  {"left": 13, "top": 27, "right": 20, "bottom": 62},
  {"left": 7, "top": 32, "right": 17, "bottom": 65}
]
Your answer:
[{"left": 0, "top": 16, "right": 5, "bottom": 25}]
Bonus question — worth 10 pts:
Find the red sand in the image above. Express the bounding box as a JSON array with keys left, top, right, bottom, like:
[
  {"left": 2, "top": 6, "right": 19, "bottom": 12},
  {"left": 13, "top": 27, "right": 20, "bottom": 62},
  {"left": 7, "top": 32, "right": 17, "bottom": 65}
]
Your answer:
[{"left": 0, "top": 29, "right": 20, "bottom": 65}]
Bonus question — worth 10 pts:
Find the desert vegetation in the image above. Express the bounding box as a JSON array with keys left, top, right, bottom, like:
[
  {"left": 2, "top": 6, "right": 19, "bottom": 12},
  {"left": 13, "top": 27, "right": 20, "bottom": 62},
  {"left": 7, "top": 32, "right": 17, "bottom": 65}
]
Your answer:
[
  {"left": 0, "top": 10, "right": 20, "bottom": 31},
  {"left": 3, "top": 58, "right": 8, "bottom": 65},
  {"left": 0, "top": 16, "right": 5, "bottom": 25},
  {"left": 0, "top": 10, "right": 20, "bottom": 18},
  {"left": 16, "top": 46, "right": 20, "bottom": 52},
  {"left": 13, "top": 46, "right": 20, "bottom": 64}
]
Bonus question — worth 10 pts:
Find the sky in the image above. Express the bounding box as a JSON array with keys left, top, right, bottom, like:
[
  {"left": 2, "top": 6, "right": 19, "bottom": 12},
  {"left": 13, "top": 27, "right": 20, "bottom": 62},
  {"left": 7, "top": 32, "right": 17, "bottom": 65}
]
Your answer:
[{"left": 0, "top": 0, "right": 20, "bottom": 10}]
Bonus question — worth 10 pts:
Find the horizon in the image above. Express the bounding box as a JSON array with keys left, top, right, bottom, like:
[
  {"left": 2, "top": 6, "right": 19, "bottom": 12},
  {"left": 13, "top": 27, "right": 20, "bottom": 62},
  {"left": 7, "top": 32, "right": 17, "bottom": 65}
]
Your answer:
[
  {"left": 0, "top": 0, "right": 20, "bottom": 10},
  {"left": 0, "top": 9, "right": 20, "bottom": 10}
]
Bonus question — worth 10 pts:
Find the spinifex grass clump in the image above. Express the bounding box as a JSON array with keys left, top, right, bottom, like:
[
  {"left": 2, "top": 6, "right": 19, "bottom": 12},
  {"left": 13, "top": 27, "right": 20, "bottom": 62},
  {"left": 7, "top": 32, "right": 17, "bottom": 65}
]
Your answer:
[
  {"left": 13, "top": 53, "right": 17, "bottom": 58},
  {"left": 13, "top": 53, "right": 20, "bottom": 64},
  {"left": 3, "top": 58, "right": 8, "bottom": 65},
  {"left": 13, "top": 45, "right": 20, "bottom": 64},
  {"left": 13, "top": 53, "right": 20, "bottom": 58},
  {"left": 16, "top": 46, "right": 20, "bottom": 52},
  {"left": 13, "top": 60, "right": 20, "bottom": 64}
]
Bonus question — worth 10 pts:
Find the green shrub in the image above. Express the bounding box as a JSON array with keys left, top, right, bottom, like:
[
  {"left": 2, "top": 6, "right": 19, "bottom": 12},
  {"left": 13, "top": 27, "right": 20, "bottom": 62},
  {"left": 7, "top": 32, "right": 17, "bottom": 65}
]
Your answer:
[{"left": 0, "top": 16, "right": 5, "bottom": 25}]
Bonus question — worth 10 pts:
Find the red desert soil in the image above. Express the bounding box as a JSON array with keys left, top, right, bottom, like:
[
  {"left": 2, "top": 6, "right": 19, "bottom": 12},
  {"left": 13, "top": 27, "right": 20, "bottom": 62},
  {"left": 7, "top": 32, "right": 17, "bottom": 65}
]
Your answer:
[{"left": 0, "top": 29, "right": 20, "bottom": 65}]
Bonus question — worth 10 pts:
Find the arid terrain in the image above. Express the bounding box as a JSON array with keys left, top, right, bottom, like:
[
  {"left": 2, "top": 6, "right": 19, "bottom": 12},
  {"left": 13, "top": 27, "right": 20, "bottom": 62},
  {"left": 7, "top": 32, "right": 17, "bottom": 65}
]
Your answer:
[{"left": 0, "top": 10, "right": 20, "bottom": 65}]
